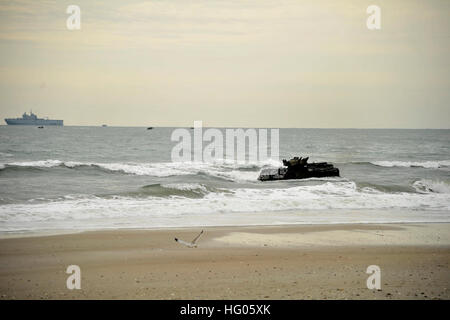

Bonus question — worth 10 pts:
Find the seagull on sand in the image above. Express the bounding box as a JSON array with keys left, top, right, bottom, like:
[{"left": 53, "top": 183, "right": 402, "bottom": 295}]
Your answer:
[{"left": 174, "top": 230, "right": 204, "bottom": 248}]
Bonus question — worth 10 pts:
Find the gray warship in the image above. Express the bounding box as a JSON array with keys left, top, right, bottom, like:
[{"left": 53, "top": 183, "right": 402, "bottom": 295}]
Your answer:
[
  {"left": 5, "top": 111, "right": 63, "bottom": 126},
  {"left": 258, "top": 156, "right": 339, "bottom": 181}
]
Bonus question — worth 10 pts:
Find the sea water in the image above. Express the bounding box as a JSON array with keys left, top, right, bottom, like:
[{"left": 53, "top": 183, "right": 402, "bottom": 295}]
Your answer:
[{"left": 0, "top": 126, "right": 449, "bottom": 233}]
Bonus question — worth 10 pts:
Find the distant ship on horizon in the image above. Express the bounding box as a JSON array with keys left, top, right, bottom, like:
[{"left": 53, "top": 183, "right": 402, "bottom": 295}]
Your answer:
[{"left": 5, "top": 111, "right": 63, "bottom": 126}]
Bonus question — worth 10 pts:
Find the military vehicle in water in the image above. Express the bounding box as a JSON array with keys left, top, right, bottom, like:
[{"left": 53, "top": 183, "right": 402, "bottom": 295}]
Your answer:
[
  {"left": 258, "top": 156, "right": 339, "bottom": 181},
  {"left": 5, "top": 111, "right": 63, "bottom": 126}
]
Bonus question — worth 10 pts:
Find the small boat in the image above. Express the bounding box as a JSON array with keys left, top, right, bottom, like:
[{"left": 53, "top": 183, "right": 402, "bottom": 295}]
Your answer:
[
  {"left": 37, "top": 126, "right": 44, "bottom": 129},
  {"left": 102, "top": 124, "right": 108, "bottom": 127},
  {"left": 147, "top": 127, "right": 153, "bottom": 130}
]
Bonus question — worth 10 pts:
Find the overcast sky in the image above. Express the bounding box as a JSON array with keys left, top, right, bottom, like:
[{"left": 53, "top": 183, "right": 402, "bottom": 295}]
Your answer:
[{"left": 0, "top": 0, "right": 449, "bottom": 128}]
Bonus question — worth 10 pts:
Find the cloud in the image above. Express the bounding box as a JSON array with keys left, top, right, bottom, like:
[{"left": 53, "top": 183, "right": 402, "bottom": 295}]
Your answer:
[
  {"left": 0, "top": 0, "right": 449, "bottom": 127},
  {"left": 0, "top": 0, "right": 370, "bottom": 48}
]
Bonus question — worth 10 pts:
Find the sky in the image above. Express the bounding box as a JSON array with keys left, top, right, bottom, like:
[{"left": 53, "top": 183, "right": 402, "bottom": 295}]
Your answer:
[{"left": 0, "top": 0, "right": 449, "bottom": 128}]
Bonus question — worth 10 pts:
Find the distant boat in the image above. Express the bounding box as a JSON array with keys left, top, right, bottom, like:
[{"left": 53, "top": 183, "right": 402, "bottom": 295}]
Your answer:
[
  {"left": 102, "top": 124, "right": 108, "bottom": 127},
  {"left": 147, "top": 127, "right": 153, "bottom": 130},
  {"left": 5, "top": 111, "right": 63, "bottom": 126},
  {"left": 37, "top": 126, "right": 44, "bottom": 129}
]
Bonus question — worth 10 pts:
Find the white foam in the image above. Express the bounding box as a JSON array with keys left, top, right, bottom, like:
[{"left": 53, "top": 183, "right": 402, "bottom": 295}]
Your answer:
[
  {"left": 7, "top": 159, "right": 63, "bottom": 168},
  {"left": 1, "top": 181, "right": 449, "bottom": 232},
  {"left": 1, "top": 159, "right": 279, "bottom": 181},
  {"left": 413, "top": 179, "right": 450, "bottom": 194},
  {"left": 0, "top": 152, "right": 13, "bottom": 158},
  {"left": 371, "top": 160, "right": 450, "bottom": 169},
  {"left": 160, "top": 183, "right": 209, "bottom": 193}
]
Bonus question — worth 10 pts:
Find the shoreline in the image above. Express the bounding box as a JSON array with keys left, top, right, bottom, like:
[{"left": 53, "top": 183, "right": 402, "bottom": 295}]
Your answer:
[
  {"left": 1, "top": 220, "right": 449, "bottom": 240},
  {"left": 0, "top": 223, "right": 449, "bottom": 299}
]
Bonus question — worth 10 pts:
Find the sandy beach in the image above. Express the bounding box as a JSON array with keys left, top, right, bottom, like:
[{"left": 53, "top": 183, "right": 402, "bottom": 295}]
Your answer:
[{"left": 0, "top": 223, "right": 449, "bottom": 300}]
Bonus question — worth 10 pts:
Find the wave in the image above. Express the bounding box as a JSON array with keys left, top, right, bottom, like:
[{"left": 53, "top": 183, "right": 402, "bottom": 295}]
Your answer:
[
  {"left": 0, "top": 152, "right": 13, "bottom": 158},
  {"left": 1, "top": 179, "right": 449, "bottom": 232},
  {"left": 413, "top": 179, "right": 450, "bottom": 194},
  {"left": 4, "top": 158, "right": 449, "bottom": 176},
  {"left": 0, "top": 159, "right": 63, "bottom": 170},
  {"left": 101, "top": 179, "right": 450, "bottom": 200},
  {"left": 0, "top": 159, "right": 281, "bottom": 181},
  {"left": 370, "top": 160, "right": 450, "bottom": 169},
  {"left": 124, "top": 183, "right": 229, "bottom": 199},
  {"left": 1, "top": 181, "right": 449, "bottom": 222}
]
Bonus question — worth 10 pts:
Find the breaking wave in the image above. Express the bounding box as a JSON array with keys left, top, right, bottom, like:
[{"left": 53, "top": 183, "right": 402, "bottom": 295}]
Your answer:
[
  {"left": 1, "top": 181, "right": 449, "bottom": 224},
  {"left": 122, "top": 183, "right": 229, "bottom": 199},
  {"left": 1, "top": 174, "right": 449, "bottom": 232},
  {"left": 370, "top": 160, "right": 450, "bottom": 169},
  {"left": 413, "top": 179, "right": 450, "bottom": 194},
  {"left": 0, "top": 152, "right": 13, "bottom": 158},
  {"left": 0, "top": 159, "right": 281, "bottom": 181}
]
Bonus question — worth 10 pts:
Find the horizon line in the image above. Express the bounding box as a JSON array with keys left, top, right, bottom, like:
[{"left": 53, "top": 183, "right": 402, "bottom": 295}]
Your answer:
[{"left": 1, "top": 124, "right": 449, "bottom": 130}]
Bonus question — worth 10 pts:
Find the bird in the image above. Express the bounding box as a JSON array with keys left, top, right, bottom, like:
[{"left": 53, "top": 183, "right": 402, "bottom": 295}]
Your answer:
[{"left": 174, "top": 230, "right": 204, "bottom": 248}]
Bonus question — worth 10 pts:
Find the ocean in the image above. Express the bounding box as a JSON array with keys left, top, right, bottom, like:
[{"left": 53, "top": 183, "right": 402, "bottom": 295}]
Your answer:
[{"left": 0, "top": 126, "right": 449, "bottom": 234}]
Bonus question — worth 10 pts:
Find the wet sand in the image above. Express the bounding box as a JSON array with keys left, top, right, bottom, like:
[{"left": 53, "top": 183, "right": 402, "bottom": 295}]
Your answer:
[{"left": 0, "top": 223, "right": 449, "bottom": 299}]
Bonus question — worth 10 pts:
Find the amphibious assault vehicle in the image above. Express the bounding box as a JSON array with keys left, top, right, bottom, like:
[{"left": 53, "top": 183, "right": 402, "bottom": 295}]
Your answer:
[{"left": 258, "top": 156, "right": 339, "bottom": 181}]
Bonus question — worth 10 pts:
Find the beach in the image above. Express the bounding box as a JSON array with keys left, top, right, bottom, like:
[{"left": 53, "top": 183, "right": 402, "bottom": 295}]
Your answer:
[
  {"left": 0, "top": 223, "right": 449, "bottom": 300},
  {"left": 1, "top": 128, "right": 449, "bottom": 301},
  {"left": 1, "top": 0, "right": 449, "bottom": 305}
]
